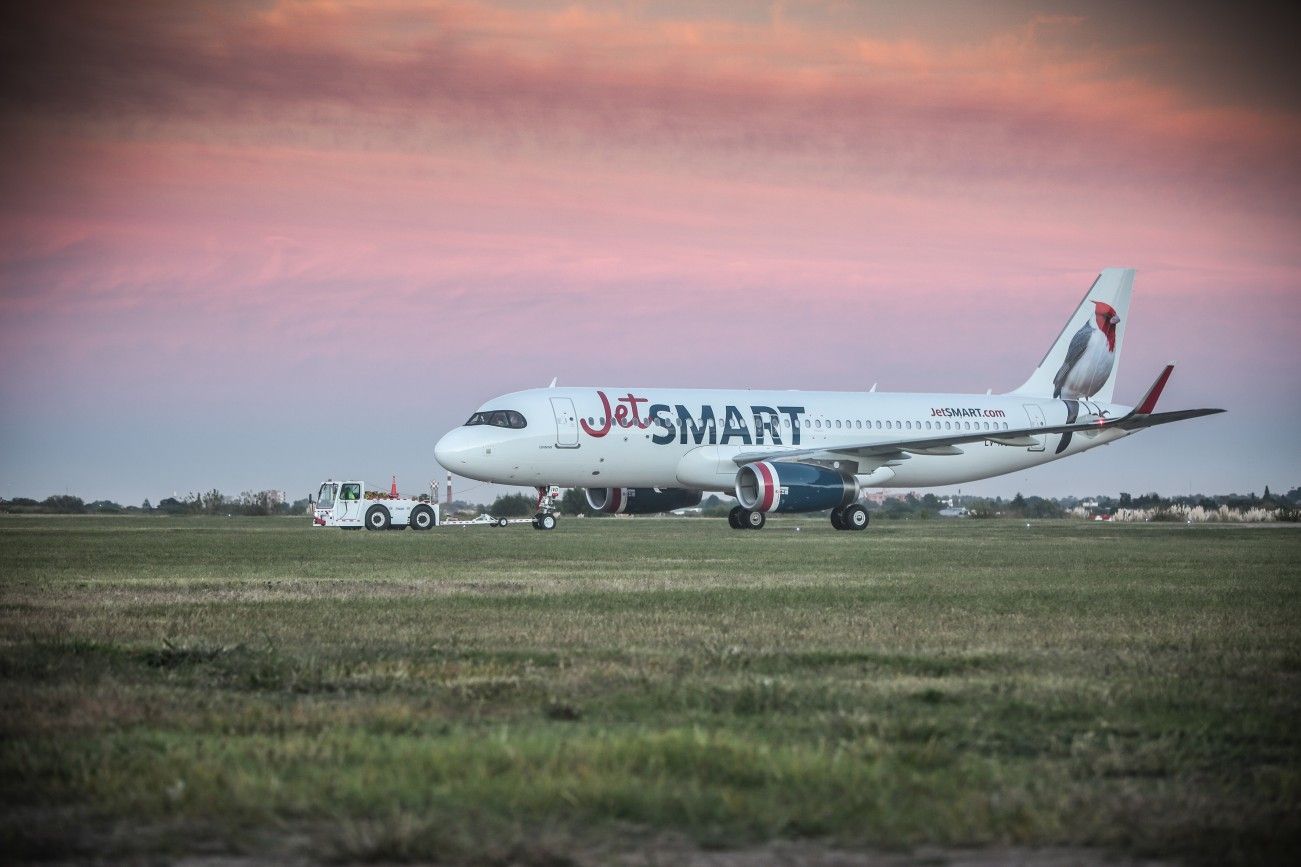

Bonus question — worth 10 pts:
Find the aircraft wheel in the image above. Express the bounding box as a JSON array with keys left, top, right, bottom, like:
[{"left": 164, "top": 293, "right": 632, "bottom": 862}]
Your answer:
[
  {"left": 728, "top": 506, "right": 745, "bottom": 529},
  {"left": 830, "top": 508, "right": 845, "bottom": 530},
  {"left": 538, "top": 513, "right": 557, "bottom": 531},
  {"left": 843, "top": 504, "right": 869, "bottom": 531},
  {"left": 410, "top": 505, "right": 435, "bottom": 530},
  {"left": 744, "top": 509, "right": 766, "bottom": 530},
  {"left": 365, "top": 505, "right": 391, "bottom": 531}
]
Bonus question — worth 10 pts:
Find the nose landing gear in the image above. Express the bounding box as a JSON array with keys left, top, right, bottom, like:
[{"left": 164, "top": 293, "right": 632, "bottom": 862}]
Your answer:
[{"left": 532, "top": 485, "right": 561, "bottom": 531}]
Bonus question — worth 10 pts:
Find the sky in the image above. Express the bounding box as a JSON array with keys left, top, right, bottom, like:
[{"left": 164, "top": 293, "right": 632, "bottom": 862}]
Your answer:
[{"left": 1, "top": 0, "right": 1298, "bottom": 506}]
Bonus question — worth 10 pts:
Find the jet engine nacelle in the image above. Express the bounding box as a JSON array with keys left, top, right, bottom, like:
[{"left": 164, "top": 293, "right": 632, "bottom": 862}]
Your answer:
[
  {"left": 735, "top": 461, "right": 858, "bottom": 513},
  {"left": 584, "top": 487, "right": 704, "bottom": 515}
]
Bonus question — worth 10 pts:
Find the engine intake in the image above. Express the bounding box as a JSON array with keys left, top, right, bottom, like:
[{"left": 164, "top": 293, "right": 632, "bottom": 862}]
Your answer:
[
  {"left": 584, "top": 487, "right": 704, "bottom": 515},
  {"left": 735, "top": 461, "right": 858, "bottom": 513}
]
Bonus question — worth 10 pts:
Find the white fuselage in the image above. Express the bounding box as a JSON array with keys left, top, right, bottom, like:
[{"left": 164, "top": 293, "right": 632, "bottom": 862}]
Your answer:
[{"left": 434, "top": 386, "right": 1132, "bottom": 492}]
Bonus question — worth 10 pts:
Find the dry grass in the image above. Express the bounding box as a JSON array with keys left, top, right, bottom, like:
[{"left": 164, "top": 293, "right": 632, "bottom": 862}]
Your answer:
[{"left": 1, "top": 514, "right": 1298, "bottom": 864}]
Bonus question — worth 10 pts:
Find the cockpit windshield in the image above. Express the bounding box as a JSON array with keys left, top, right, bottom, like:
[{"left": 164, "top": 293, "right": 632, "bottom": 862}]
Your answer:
[{"left": 464, "top": 410, "right": 527, "bottom": 429}]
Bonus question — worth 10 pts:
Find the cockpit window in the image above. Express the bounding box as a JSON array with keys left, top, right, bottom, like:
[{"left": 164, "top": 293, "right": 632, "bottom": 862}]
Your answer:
[{"left": 465, "top": 409, "right": 527, "bottom": 429}]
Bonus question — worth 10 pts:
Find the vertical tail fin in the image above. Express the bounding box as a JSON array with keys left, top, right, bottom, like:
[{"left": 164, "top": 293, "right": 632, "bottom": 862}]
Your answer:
[{"left": 1011, "top": 268, "right": 1134, "bottom": 404}]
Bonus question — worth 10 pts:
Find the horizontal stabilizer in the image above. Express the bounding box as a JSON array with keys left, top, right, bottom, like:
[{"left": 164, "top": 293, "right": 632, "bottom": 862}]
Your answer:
[
  {"left": 1115, "top": 364, "right": 1224, "bottom": 429},
  {"left": 1114, "top": 407, "right": 1225, "bottom": 430}
]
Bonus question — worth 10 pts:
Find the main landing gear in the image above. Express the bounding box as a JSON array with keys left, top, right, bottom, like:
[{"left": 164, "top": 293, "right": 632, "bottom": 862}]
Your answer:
[
  {"left": 728, "top": 506, "right": 766, "bottom": 530},
  {"left": 729, "top": 504, "right": 869, "bottom": 531},
  {"left": 532, "top": 485, "right": 560, "bottom": 531},
  {"left": 830, "top": 504, "right": 869, "bottom": 531}
]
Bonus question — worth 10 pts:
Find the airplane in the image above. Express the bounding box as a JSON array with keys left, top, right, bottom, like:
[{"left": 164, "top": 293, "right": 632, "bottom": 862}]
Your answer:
[{"left": 434, "top": 269, "right": 1224, "bottom": 531}]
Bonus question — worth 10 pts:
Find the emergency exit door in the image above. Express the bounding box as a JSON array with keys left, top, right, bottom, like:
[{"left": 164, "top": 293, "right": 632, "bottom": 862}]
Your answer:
[{"left": 1022, "top": 404, "right": 1047, "bottom": 452}]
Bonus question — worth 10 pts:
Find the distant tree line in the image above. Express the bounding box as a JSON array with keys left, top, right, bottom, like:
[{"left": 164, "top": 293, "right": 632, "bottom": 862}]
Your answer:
[
  {"left": 4, "top": 485, "right": 1298, "bottom": 521},
  {"left": 0, "top": 491, "right": 313, "bottom": 516}
]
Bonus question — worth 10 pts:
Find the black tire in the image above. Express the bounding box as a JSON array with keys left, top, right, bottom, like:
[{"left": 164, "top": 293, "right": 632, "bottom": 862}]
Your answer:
[
  {"left": 728, "top": 506, "right": 744, "bottom": 529},
  {"left": 365, "top": 505, "right": 391, "bottom": 531},
  {"left": 830, "top": 508, "right": 845, "bottom": 530},
  {"left": 538, "top": 513, "right": 557, "bottom": 531},
  {"left": 843, "top": 504, "right": 869, "bottom": 531},
  {"left": 744, "top": 509, "right": 766, "bottom": 530},
  {"left": 497, "top": 517, "right": 508, "bottom": 528},
  {"left": 410, "top": 505, "right": 435, "bottom": 530}
]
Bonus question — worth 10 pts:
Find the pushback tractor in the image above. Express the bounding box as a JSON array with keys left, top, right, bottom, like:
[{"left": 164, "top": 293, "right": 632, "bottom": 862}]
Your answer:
[
  {"left": 313, "top": 480, "right": 440, "bottom": 530},
  {"left": 312, "top": 479, "right": 551, "bottom": 530}
]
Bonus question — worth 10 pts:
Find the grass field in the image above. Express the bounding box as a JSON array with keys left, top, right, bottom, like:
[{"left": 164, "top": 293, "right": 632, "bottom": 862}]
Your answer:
[{"left": 1, "top": 514, "right": 1298, "bottom": 865}]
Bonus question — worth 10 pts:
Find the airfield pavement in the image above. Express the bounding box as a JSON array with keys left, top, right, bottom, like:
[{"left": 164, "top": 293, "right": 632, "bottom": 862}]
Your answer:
[{"left": 1, "top": 514, "right": 1298, "bottom": 865}]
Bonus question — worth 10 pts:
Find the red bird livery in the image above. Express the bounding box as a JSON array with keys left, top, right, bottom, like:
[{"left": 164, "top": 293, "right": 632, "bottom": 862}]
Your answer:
[{"left": 1053, "top": 300, "right": 1120, "bottom": 399}]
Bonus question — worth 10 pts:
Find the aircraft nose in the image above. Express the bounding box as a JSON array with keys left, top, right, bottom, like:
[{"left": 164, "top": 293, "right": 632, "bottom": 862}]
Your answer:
[{"left": 434, "top": 427, "right": 477, "bottom": 470}]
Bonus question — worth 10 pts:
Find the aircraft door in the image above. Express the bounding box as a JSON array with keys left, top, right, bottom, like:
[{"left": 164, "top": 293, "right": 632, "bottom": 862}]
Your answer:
[
  {"left": 551, "top": 397, "right": 580, "bottom": 448},
  {"left": 1022, "top": 404, "right": 1047, "bottom": 452},
  {"left": 336, "top": 482, "right": 363, "bottom": 523}
]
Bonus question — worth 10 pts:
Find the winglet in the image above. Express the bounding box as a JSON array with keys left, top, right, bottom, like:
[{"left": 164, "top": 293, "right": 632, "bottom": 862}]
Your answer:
[{"left": 1135, "top": 364, "right": 1175, "bottom": 414}]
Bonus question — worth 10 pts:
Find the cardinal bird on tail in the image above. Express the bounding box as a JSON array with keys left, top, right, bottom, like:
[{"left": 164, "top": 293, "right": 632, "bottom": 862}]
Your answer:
[{"left": 1053, "top": 301, "right": 1120, "bottom": 399}]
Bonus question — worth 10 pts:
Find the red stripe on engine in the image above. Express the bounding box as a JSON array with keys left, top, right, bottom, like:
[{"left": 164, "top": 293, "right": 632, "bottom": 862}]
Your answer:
[
  {"left": 757, "top": 462, "right": 776, "bottom": 512},
  {"left": 609, "top": 488, "right": 622, "bottom": 513}
]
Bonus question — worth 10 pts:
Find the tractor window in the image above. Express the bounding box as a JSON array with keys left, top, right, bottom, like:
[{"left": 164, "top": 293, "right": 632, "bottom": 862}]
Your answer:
[
  {"left": 317, "top": 483, "right": 337, "bottom": 509},
  {"left": 341, "top": 483, "right": 361, "bottom": 501}
]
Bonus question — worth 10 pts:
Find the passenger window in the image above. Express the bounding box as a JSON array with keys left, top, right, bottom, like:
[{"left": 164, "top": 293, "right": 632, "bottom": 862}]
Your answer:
[{"left": 874, "top": 421, "right": 881, "bottom": 429}]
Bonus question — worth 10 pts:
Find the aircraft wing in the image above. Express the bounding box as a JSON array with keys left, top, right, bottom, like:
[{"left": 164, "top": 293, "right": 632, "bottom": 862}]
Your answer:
[{"left": 731, "top": 365, "right": 1223, "bottom": 467}]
